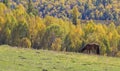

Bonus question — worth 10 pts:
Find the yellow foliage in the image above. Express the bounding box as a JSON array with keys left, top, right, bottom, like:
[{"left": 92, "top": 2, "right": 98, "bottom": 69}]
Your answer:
[
  {"left": 20, "top": 38, "right": 31, "bottom": 48},
  {"left": 28, "top": 16, "right": 46, "bottom": 41},
  {"left": 84, "top": 22, "right": 96, "bottom": 34},
  {"left": 15, "top": 4, "right": 26, "bottom": 15},
  {"left": 95, "top": 24, "right": 106, "bottom": 35},
  {"left": 68, "top": 25, "right": 83, "bottom": 49},
  {"left": 35, "top": 16, "right": 46, "bottom": 31},
  {"left": 116, "top": 51, "right": 120, "bottom": 57},
  {"left": 51, "top": 38, "right": 62, "bottom": 51},
  {"left": 0, "top": 16, "right": 6, "bottom": 24},
  {"left": 44, "top": 16, "right": 57, "bottom": 26},
  {"left": 0, "top": 3, "right": 7, "bottom": 15}
]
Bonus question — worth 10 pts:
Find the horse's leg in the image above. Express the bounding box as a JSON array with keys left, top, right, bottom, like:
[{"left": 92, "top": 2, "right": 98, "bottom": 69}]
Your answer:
[{"left": 93, "top": 47, "right": 96, "bottom": 54}]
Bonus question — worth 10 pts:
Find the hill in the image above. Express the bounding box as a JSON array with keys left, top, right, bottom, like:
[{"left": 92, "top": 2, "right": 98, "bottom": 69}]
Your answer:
[
  {"left": 0, "top": 45, "right": 120, "bottom": 71},
  {"left": 1, "top": 0, "right": 120, "bottom": 21}
]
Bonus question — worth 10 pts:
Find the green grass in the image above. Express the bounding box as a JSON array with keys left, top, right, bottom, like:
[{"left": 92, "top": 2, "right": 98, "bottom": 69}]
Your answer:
[{"left": 0, "top": 45, "right": 120, "bottom": 71}]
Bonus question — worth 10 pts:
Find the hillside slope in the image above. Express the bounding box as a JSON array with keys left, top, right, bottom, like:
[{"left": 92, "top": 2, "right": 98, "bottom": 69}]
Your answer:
[
  {"left": 0, "top": 45, "right": 120, "bottom": 71},
  {"left": 1, "top": 0, "right": 120, "bottom": 21}
]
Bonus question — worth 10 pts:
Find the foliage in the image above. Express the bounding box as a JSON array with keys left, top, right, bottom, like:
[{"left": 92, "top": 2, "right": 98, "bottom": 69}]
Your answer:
[
  {"left": 2, "top": 0, "right": 9, "bottom": 7},
  {"left": 72, "top": 6, "right": 80, "bottom": 25},
  {"left": 1, "top": 2, "right": 120, "bottom": 56},
  {"left": 41, "top": 24, "right": 65, "bottom": 50},
  {"left": 64, "top": 24, "right": 83, "bottom": 52},
  {"left": 4, "top": 0, "right": 120, "bottom": 22},
  {"left": 51, "top": 38, "right": 62, "bottom": 51},
  {"left": 19, "top": 37, "right": 31, "bottom": 48}
]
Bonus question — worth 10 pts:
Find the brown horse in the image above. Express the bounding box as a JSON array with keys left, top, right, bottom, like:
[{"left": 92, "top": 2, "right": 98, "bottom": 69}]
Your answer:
[{"left": 80, "top": 43, "right": 100, "bottom": 55}]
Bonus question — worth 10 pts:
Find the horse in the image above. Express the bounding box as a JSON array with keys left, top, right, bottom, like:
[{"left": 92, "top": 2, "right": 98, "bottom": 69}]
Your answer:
[{"left": 80, "top": 43, "right": 100, "bottom": 55}]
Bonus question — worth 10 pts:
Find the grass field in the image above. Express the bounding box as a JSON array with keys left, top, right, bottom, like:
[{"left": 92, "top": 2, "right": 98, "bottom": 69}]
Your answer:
[{"left": 0, "top": 45, "right": 120, "bottom": 71}]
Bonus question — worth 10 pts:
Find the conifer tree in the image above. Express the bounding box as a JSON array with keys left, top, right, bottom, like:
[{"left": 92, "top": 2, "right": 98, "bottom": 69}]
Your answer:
[
  {"left": 27, "top": 0, "right": 33, "bottom": 14},
  {"left": 72, "top": 6, "right": 80, "bottom": 25},
  {"left": 27, "top": 0, "right": 38, "bottom": 15},
  {"left": 3, "top": 0, "right": 9, "bottom": 7}
]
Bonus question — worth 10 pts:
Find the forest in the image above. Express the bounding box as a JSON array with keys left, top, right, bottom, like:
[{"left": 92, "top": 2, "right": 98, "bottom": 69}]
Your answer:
[
  {"left": 2, "top": 0, "right": 120, "bottom": 22},
  {"left": 0, "top": 0, "right": 120, "bottom": 57}
]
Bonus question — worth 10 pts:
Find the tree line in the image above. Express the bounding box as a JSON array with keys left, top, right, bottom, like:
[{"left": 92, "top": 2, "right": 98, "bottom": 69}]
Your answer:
[{"left": 1, "top": 3, "right": 120, "bottom": 56}]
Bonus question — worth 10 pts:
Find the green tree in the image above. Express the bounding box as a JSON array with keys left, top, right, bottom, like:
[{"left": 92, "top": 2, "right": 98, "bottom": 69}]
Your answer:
[
  {"left": 41, "top": 24, "right": 65, "bottom": 50},
  {"left": 11, "top": 23, "right": 29, "bottom": 46},
  {"left": 27, "top": 0, "right": 38, "bottom": 15},
  {"left": 3, "top": 0, "right": 9, "bottom": 7},
  {"left": 27, "top": 0, "right": 33, "bottom": 13},
  {"left": 72, "top": 6, "right": 80, "bottom": 25}
]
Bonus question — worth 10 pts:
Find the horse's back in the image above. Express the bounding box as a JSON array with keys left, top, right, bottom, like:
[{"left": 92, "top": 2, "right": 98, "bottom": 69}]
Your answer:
[{"left": 81, "top": 43, "right": 100, "bottom": 55}]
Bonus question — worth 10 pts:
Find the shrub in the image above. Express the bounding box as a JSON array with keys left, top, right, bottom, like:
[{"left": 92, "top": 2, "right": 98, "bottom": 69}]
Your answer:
[
  {"left": 20, "top": 37, "right": 31, "bottom": 48},
  {"left": 116, "top": 51, "right": 120, "bottom": 57},
  {"left": 51, "top": 38, "right": 62, "bottom": 51}
]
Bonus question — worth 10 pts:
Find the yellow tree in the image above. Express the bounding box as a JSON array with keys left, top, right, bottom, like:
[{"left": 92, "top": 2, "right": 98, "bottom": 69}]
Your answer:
[
  {"left": 83, "top": 20, "right": 96, "bottom": 40},
  {"left": 72, "top": 6, "right": 80, "bottom": 25},
  {"left": 107, "top": 23, "right": 120, "bottom": 56},
  {"left": 28, "top": 16, "right": 46, "bottom": 48},
  {"left": 64, "top": 24, "right": 83, "bottom": 52},
  {"left": 41, "top": 24, "right": 65, "bottom": 50}
]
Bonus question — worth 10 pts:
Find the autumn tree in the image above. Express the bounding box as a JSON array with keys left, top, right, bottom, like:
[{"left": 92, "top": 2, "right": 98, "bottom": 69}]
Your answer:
[
  {"left": 11, "top": 23, "right": 29, "bottom": 46},
  {"left": 27, "top": 0, "right": 38, "bottom": 15},
  {"left": 72, "top": 6, "right": 80, "bottom": 25},
  {"left": 27, "top": 0, "right": 33, "bottom": 13},
  {"left": 64, "top": 24, "right": 83, "bottom": 52},
  {"left": 28, "top": 16, "right": 46, "bottom": 48},
  {"left": 41, "top": 24, "right": 65, "bottom": 50},
  {"left": 51, "top": 38, "right": 62, "bottom": 51},
  {"left": 3, "top": 0, "right": 9, "bottom": 7}
]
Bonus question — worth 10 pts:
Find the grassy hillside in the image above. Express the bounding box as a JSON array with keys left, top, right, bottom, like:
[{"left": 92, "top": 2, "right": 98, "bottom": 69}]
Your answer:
[{"left": 0, "top": 45, "right": 120, "bottom": 71}]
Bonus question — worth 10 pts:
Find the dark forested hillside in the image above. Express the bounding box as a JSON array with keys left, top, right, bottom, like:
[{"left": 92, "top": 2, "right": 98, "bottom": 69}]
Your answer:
[{"left": 1, "top": 0, "right": 120, "bottom": 22}]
